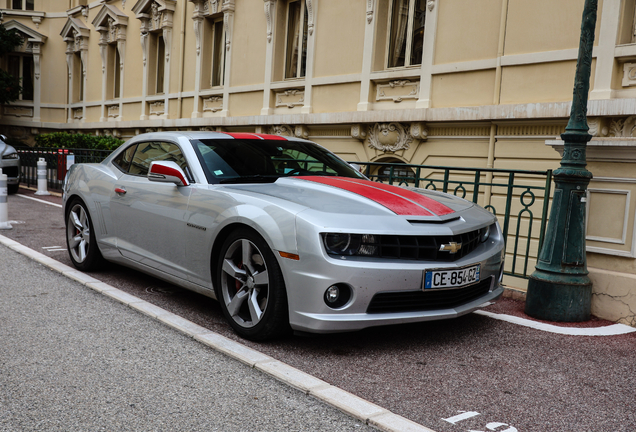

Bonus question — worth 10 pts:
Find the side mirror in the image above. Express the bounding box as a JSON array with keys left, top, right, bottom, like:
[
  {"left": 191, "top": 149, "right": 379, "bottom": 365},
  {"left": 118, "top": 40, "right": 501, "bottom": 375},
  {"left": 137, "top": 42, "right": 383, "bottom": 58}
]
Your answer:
[{"left": 148, "top": 161, "right": 189, "bottom": 187}]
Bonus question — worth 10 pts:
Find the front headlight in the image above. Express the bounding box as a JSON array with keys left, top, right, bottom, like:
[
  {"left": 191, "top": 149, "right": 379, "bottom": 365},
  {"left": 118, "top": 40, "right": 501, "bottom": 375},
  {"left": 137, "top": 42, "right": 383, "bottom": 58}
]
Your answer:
[
  {"left": 322, "top": 233, "right": 379, "bottom": 257},
  {"left": 2, "top": 152, "right": 18, "bottom": 160},
  {"left": 479, "top": 225, "right": 491, "bottom": 243}
]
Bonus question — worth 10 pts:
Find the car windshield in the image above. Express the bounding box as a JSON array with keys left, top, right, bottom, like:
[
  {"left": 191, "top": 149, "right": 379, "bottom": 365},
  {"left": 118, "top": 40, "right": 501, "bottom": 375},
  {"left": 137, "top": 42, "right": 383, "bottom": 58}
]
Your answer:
[{"left": 191, "top": 138, "right": 366, "bottom": 184}]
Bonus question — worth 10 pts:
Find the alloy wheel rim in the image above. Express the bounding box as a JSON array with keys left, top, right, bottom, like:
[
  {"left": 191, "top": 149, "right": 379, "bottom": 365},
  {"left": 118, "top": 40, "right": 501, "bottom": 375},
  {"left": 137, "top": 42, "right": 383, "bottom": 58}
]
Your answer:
[
  {"left": 67, "top": 204, "right": 90, "bottom": 263},
  {"left": 221, "top": 239, "right": 269, "bottom": 328}
]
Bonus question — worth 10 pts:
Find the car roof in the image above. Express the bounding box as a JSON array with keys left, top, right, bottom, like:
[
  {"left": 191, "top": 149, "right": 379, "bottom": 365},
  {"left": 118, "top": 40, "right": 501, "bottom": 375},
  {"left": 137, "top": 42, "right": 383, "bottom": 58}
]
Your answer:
[{"left": 130, "top": 131, "right": 306, "bottom": 142}]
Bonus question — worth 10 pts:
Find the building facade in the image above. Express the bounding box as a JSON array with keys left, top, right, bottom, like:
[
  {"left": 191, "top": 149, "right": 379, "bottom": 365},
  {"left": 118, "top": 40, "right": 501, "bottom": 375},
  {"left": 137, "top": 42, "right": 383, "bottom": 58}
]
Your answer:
[{"left": 1, "top": 0, "right": 635, "bottom": 326}]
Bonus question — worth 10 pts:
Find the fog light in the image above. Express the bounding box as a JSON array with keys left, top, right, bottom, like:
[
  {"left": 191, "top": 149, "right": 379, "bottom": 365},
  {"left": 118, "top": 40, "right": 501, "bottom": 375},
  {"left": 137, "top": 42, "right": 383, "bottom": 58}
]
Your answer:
[
  {"left": 323, "top": 284, "right": 352, "bottom": 309},
  {"left": 326, "top": 285, "right": 340, "bottom": 303}
]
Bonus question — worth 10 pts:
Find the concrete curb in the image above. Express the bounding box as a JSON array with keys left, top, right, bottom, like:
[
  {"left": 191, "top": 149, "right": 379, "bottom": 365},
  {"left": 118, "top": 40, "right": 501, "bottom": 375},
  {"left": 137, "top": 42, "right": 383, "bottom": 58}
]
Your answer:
[{"left": 0, "top": 234, "right": 437, "bottom": 432}]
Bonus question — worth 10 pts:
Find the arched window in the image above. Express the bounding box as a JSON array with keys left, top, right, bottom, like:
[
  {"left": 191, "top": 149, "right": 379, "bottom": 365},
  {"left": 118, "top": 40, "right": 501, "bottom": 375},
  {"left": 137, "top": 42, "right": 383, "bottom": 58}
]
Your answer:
[{"left": 376, "top": 158, "right": 416, "bottom": 185}]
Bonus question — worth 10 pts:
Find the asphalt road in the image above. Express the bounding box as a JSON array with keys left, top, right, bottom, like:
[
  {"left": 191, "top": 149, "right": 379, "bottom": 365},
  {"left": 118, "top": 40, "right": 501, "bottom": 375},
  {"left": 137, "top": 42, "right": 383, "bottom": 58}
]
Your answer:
[{"left": 3, "top": 189, "right": 636, "bottom": 431}]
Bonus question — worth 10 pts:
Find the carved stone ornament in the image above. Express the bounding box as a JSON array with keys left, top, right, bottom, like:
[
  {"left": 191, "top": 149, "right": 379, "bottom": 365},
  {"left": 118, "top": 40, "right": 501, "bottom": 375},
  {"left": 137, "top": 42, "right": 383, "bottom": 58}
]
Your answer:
[
  {"left": 73, "top": 108, "right": 84, "bottom": 120},
  {"left": 410, "top": 122, "right": 428, "bottom": 140},
  {"left": 427, "top": 0, "right": 435, "bottom": 11},
  {"left": 149, "top": 101, "right": 165, "bottom": 115},
  {"left": 587, "top": 118, "right": 599, "bottom": 137},
  {"left": 368, "top": 123, "right": 413, "bottom": 152},
  {"left": 622, "top": 63, "right": 636, "bottom": 87},
  {"left": 376, "top": 80, "right": 419, "bottom": 103},
  {"left": 609, "top": 116, "right": 636, "bottom": 137},
  {"left": 203, "top": 96, "right": 223, "bottom": 112},
  {"left": 264, "top": 0, "right": 275, "bottom": 43},
  {"left": 306, "top": 0, "right": 314, "bottom": 35},
  {"left": 295, "top": 125, "right": 309, "bottom": 139},
  {"left": 366, "top": 0, "right": 374, "bottom": 24},
  {"left": 351, "top": 124, "right": 367, "bottom": 140},
  {"left": 107, "top": 105, "right": 120, "bottom": 118},
  {"left": 275, "top": 89, "right": 305, "bottom": 109},
  {"left": 270, "top": 125, "right": 295, "bottom": 136},
  {"left": 587, "top": 118, "right": 610, "bottom": 138}
]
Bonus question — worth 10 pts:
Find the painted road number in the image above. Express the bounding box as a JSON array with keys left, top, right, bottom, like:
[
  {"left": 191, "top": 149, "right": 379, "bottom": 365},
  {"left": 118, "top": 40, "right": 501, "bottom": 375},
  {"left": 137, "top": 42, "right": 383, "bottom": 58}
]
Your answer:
[{"left": 424, "top": 265, "right": 480, "bottom": 289}]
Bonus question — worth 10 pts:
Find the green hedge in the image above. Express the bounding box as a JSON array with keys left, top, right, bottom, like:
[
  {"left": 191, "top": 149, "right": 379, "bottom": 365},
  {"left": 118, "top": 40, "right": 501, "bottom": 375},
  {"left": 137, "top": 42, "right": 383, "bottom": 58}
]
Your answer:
[{"left": 34, "top": 132, "right": 124, "bottom": 151}]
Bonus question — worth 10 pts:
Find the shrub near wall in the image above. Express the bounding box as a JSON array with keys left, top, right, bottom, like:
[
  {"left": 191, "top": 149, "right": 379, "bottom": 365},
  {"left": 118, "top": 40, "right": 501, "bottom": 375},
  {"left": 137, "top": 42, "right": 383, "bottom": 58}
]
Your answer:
[{"left": 34, "top": 132, "right": 124, "bottom": 151}]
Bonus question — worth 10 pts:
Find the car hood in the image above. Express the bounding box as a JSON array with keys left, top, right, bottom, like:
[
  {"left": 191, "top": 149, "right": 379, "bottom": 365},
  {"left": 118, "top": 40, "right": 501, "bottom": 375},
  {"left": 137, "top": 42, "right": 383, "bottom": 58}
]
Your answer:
[{"left": 222, "top": 176, "right": 475, "bottom": 221}]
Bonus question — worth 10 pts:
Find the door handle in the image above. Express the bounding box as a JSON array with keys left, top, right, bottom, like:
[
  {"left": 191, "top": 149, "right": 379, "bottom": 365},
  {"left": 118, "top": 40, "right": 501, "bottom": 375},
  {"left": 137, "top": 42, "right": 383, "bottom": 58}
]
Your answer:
[{"left": 115, "top": 187, "right": 127, "bottom": 195}]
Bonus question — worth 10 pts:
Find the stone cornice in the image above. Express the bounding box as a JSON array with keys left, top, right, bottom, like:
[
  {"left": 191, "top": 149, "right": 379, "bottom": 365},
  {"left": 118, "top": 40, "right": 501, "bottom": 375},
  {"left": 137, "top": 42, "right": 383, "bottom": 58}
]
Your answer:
[{"left": 547, "top": 137, "right": 636, "bottom": 163}]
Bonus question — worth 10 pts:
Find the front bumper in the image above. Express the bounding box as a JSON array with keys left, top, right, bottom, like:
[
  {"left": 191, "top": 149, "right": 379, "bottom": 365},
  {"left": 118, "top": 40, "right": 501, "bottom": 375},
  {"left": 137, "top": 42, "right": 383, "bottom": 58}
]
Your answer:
[{"left": 280, "top": 218, "right": 505, "bottom": 334}]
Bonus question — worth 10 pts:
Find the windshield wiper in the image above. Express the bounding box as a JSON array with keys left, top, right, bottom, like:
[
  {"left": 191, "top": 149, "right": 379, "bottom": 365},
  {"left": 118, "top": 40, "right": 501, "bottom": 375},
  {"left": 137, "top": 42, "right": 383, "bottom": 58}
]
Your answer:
[{"left": 219, "top": 175, "right": 280, "bottom": 184}]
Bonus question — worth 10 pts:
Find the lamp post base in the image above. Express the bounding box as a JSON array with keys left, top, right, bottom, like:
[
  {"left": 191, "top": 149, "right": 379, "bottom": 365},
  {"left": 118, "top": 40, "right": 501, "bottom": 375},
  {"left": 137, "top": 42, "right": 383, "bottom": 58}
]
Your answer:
[{"left": 525, "top": 272, "right": 592, "bottom": 322}]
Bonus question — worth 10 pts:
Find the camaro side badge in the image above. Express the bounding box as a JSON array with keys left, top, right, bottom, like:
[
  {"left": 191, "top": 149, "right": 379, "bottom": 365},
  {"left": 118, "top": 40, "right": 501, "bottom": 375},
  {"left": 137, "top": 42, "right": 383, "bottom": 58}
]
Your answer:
[
  {"left": 187, "top": 222, "right": 207, "bottom": 231},
  {"left": 439, "top": 242, "right": 462, "bottom": 254}
]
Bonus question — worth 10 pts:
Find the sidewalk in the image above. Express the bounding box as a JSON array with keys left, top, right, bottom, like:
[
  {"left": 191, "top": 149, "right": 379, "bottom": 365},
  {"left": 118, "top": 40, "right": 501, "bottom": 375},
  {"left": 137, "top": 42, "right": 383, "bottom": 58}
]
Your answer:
[{"left": 0, "top": 243, "right": 372, "bottom": 431}]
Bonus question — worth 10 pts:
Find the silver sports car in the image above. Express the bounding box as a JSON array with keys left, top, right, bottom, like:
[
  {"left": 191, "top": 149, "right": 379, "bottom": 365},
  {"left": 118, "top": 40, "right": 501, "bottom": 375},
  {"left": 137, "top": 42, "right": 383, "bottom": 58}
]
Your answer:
[{"left": 63, "top": 131, "right": 504, "bottom": 340}]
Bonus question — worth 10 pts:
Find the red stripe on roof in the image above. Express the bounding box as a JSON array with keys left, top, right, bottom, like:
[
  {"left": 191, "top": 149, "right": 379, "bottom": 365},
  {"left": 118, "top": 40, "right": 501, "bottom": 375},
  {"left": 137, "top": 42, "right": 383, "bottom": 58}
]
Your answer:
[
  {"left": 223, "top": 133, "right": 287, "bottom": 141},
  {"left": 254, "top": 133, "right": 287, "bottom": 140},
  {"left": 342, "top": 177, "right": 455, "bottom": 216},
  {"left": 224, "top": 132, "right": 263, "bottom": 140},
  {"left": 296, "top": 176, "right": 434, "bottom": 216}
]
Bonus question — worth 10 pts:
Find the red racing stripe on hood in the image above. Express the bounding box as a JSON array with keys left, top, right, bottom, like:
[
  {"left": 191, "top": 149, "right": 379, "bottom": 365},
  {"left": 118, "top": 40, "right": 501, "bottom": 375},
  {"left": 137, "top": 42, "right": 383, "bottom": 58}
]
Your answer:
[
  {"left": 296, "top": 177, "right": 455, "bottom": 216},
  {"left": 296, "top": 177, "right": 436, "bottom": 216},
  {"left": 342, "top": 177, "right": 455, "bottom": 216}
]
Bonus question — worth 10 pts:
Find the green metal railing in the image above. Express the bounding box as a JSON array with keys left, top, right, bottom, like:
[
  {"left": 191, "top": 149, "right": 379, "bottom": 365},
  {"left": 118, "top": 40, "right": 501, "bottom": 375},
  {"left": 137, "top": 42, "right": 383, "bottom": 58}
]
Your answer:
[
  {"left": 354, "top": 162, "right": 553, "bottom": 280},
  {"left": 15, "top": 147, "right": 552, "bottom": 280}
]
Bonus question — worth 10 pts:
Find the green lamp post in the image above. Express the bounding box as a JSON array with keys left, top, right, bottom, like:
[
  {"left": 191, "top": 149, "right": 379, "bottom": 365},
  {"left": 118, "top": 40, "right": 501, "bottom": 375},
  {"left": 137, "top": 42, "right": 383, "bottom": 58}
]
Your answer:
[{"left": 525, "top": 0, "right": 598, "bottom": 321}]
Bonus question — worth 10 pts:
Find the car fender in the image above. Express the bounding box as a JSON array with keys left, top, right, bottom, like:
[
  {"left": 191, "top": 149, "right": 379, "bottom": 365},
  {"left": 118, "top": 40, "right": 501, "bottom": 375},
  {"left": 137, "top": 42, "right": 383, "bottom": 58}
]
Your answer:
[
  {"left": 64, "top": 163, "right": 120, "bottom": 253},
  {"left": 212, "top": 203, "right": 298, "bottom": 255}
]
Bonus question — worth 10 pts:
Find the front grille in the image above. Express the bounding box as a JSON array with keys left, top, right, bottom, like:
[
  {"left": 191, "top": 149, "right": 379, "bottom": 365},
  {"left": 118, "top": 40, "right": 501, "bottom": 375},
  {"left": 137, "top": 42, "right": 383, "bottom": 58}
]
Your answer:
[
  {"left": 367, "top": 277, "right": 492, "bottom": 314},
  {"left": 376, "top": 229, "right": 482, "bottom": 262},
  {"left": 1, "top": 166, "right": 19, "bottom": 178}
]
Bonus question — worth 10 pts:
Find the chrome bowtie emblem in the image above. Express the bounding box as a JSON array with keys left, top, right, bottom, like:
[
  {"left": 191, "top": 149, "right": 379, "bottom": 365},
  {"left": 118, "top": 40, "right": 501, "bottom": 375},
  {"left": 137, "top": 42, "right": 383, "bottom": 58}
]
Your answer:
[{"left": 439, "top": 242, "right": 462, "bottom": 254}]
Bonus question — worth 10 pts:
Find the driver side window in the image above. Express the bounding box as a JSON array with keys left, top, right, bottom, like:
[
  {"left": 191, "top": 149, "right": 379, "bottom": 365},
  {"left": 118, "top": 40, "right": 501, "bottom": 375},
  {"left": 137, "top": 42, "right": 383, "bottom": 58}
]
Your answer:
[{"left": 128, "top": 142, "right": 189, "bottom": 176}]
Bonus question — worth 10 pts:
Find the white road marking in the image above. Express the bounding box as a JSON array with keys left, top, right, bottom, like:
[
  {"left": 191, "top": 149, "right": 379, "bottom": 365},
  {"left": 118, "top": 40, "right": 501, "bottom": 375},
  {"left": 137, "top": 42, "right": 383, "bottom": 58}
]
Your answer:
[
  {"left": 475, "top": 309, "right": 636, "bottom": 336},
  {"left": 16, "top": 194, "right": 63, "bottom": 208},
  {"left": 42, "top": 246, "right": 66, "bottom": 252},
  {"left": 443, "top": 411, "right": 481, "bottom": 425}
]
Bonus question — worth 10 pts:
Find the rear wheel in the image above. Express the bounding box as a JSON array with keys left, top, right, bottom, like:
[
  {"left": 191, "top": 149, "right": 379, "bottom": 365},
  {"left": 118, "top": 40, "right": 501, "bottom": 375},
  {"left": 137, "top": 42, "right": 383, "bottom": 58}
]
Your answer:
[
  {"left": 7, "top": 183, "right": 18, "bottom": 194},
  {"left": 215, "top": 228, "right": 290, "bottom": 341},
  {"left": 65, "top": 200, "right": 104, "bottom": 271}
]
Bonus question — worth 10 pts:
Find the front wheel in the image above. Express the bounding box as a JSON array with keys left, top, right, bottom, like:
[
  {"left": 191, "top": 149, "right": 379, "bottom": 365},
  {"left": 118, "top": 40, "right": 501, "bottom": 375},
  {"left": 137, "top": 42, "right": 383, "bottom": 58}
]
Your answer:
[
  {"left": 215, "top": 228, "right": 290, "bottom": 341},
  {"left": 65, "top": 200, "right": 104, "bottom": 271}
]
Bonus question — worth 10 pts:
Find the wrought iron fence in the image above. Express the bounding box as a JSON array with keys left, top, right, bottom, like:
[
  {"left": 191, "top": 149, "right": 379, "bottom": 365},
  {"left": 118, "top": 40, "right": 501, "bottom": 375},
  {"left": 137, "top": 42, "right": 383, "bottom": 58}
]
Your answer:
[
  {"left": 16, "top": 147, "right": 112, "bottom": 191},
  {"left": 354, "top": 162, "right": 553, "bottom": 280},
  {"left": 15, "top": 147, "right": 552, "bottom": 280}
]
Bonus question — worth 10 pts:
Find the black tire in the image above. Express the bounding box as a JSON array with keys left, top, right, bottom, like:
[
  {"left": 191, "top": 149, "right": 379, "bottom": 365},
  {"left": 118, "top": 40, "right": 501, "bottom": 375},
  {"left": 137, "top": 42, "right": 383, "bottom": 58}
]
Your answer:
[
  {"left": 65, "top": 199, "right": 105, "bottom": 271},
  {"left": 7, "top": 183, "right": 18, "bottom": 194},
  {"left": 215, "top": 228, "right": 290, "bottom": 341}
]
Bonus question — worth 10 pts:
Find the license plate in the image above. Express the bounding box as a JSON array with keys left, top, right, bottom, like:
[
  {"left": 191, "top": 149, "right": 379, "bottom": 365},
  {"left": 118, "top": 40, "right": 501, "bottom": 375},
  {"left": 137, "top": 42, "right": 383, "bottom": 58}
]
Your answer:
[{"left": 424, "top": 265, "right": 480, "bottom": 289}]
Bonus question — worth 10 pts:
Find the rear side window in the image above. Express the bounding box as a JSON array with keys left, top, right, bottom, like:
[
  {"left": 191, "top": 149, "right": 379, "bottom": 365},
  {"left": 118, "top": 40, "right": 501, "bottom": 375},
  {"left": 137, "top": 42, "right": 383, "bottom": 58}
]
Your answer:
[{"left": 112, "top": 144, "right": 137, "bottom": 173}]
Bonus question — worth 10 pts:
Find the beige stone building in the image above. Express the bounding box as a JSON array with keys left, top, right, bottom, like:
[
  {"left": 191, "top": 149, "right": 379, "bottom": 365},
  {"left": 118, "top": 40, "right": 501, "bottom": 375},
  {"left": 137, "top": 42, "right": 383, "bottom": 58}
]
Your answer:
[{"left": 1, "top": 0, "right": 635, "bottom": 326}]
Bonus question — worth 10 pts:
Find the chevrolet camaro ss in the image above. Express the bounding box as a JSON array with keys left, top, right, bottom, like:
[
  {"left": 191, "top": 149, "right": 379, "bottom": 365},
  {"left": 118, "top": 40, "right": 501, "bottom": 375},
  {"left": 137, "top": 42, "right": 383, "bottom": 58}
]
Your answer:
[{"left": 63, "top": 131, "right": 505, "bottom": 340}]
